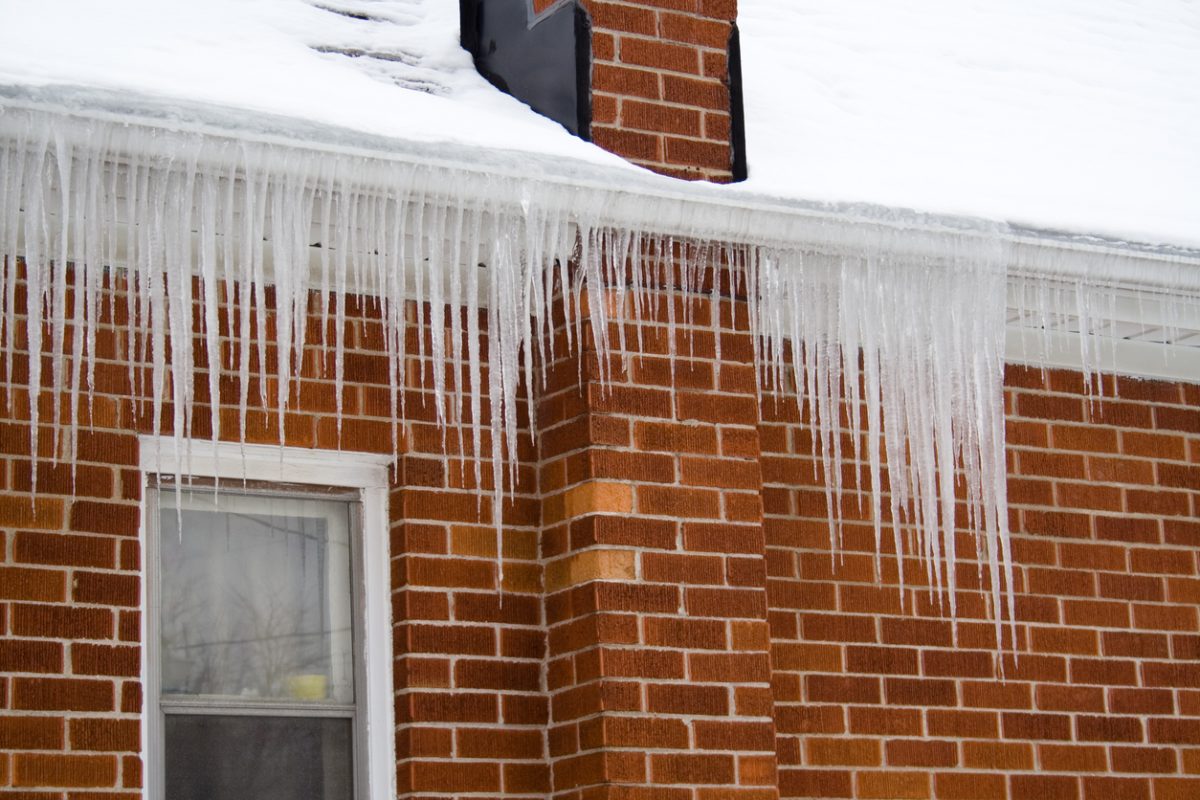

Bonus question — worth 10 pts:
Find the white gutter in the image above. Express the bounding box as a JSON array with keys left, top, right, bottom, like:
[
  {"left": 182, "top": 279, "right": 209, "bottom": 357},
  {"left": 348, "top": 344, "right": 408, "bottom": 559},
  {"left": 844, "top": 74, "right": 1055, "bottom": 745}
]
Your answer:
[{"left": 3, "top": 82, "right": 1199, "bottom": 296}]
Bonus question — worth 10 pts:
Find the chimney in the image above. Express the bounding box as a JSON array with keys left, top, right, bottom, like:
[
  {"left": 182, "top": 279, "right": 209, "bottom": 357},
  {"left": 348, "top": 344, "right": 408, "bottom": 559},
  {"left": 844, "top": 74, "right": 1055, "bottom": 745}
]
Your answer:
[{"left": 461, "top": 0, "right": 746, "bottom": 183}]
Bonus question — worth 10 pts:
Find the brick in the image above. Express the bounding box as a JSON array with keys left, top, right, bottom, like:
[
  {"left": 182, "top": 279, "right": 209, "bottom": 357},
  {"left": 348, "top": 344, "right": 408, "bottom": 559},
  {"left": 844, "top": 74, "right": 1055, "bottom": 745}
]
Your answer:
[
  {"left": 72, "top": 644, "right": 138, "bottom": 677},
  {"left": 923, "top": 649, "right": 993, "bottom": 677},
  {"left": 689, "top": 651, "right": 768, "bottom": 683},
  {"left": 1081, "top": 777, "right": 1151, "bottom": 799},
  {"left": 0, "top": 497, "right": 65, "bottom": 531},
  {"left": 619, "top": 37, "right": 700, "bottom": 74},
  {"left": 962, "top": 741, "right": 1033, "bottom": 770},
  {"left": 774, "top": 704, "right": 844, "bottom": 736},
  {"left": 1156, "top": 406, "right": 1199, "bottom": 433},
  {"left": 1148, "top": 718, "right": 1200, "bottom": 744},
  {"left": 590, "top": 449, "right": 675, "bottom": 484},
  {"left": 680, "top": 457, "right": 761, "bottom": 490},
  {"left": 647, "top": 683, "right": 728, "bottom": 715},
  {"left": 1040, "top": 743, "right": 1107, "bottom": 772},
  {"left": 1109, "top": 688, "right": 1174, "bottom": 715},
  {"left": 635, "top": 420, "right": 718, "bottom": 453},
  {"left": 595, "top": 582, "right": 680, "bottom": 614},
  {"left": 405, "top": 692, "right": 497, "bottom": 724},
  {"left": 545, "top": 549, "right": 636, "bottom": 592},
  {"left": 1156, "top": 778, "right": 1200, "bottom": 799},
  {"left": 886, "top": 739, "right": 956, "bottom": 768},
  {"left": 403, "top": 556, "right": 494, "bottom": 589},
  {"left": 589, "top": 1, "right": 658, "bottom": 36},
  {"left": 13, "top": 754, "right": 117, "bottom": 788},
  {"left": 68, "top": 501, "right": 138, "bottom": 536},
  {"left": 594, "top": 64, "right": 660, "bottom": 99},
  {"left": 962, "top": 680, "right": 1032, "bottom": 709},
  {"left": 12, "top": 678, "right": 113, "bottom": 712},
  {"left": 651, "top": 753, "right": 735, "bottom": 785},
  {"left": 686, "top": 587, "right": 766, "bottom": 619},
  {"left": 663, "top": 74, "right": 729, "bottom": 110},
  {"left": 643, "top": 616, "right": 727, "bottom": 650},
  {"left": 622, "top": 99, "right": 701, "bottom": 136},
  {"left": 807, "top": 675, "right": 880, "bottom": 705},
  {"left": 807, "top": 737, "right": 880, "bottom": 767},
  {"left": 0, "top": 567, "right": 65, "bottom": 602},
  {"left": 69, "top": 719, "right": 140, "bottom": 752},
  {"left": 801, "top": 613, "right": 876, "bottom": 643},
  {"left": 455, "top": 727, "right": 542, "bottom": 760},
  {"left": 0, "top": 717, "right": 64, "bottom": 749},
  {"left": 454, "top": 659, "right": 539, "bottom": 691},
  {"left": 692, "top": 720, "right": 774, "bottom": 752},
  {"left": 571, "top": 514, "right": 677, "bottom": 551},
  {"left": 1036, "top": 685, "right": 1104, "bottom": 713},
  {"left": 72, "top": 571, "right": 139, "bottom": 607},
  {"left": 845, "top": 645, "right": 918, "bottom": 676},
  {"left": 683, "top": 521, "right": 764, "bottom": 554},
  {"left": 642, "top": 552, "right": 724, "bottom": 584},
  {"left": 1076, "top": 715, "right": 1143, "bottom": 743},
  {"left": 846, "top": 705, "right": 920, "bottom": 737},
  {"left": 0, "top": 640, "right": 63, "bottom": 674},
  {"left": 1103, "top": 631, "right": 1170, "bottom": 659},
  {"left": 935, "top": 772, "right": 1007, "bottom": 799},
  {"left": 886, "top": 678, "right": 956, "bottom": 707},
  {"left": 927, "top": 709, "right": 998, "bottom": 739},
  {"left": 881, "top": 618, "right": 952, "bottom": 647},
  {"left": 636, "top": 485, "right": 720, "bottom": 518},
  {"left": 603, "top": 716, "right": 689, "bottom": 749},
  {"left": 1010, "top": 774, "right": 1080, "bottom": 799},
  {"left": 1110, "top": 746, "right": 1176, "bottom": 774},
  {"left": 410, "top": 761, "right": 499, "bottom": 794}
]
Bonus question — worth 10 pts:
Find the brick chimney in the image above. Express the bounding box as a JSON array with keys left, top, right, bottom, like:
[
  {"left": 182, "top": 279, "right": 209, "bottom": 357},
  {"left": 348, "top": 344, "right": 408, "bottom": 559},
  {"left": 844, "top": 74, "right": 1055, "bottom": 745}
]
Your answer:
[{"left": 462, "top": 0, "right": 746, "bottom": 183}]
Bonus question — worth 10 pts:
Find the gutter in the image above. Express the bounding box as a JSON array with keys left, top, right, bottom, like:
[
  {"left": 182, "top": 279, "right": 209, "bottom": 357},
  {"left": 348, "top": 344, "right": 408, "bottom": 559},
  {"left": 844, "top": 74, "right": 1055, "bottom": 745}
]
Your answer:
[{"left": 3, "top": 83, "right": 1200, "bottom": 298}]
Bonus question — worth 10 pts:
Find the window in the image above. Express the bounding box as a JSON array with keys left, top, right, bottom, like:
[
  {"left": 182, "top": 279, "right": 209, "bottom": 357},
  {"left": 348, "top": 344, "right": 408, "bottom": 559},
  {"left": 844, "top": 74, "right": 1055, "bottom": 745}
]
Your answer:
[{"left": 141, "top": 439, "right": 394, "bottom": 800}]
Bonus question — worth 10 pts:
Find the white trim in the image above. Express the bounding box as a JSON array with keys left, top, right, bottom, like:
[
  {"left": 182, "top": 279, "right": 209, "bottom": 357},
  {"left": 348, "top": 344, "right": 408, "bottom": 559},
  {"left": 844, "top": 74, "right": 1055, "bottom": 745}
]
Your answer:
[
  {"left": 4, "top": 95, "right": 1198, "bottom": 288},
  {"left": 1005, "top": 327, "right": 1200, "bottom": 383},
  {"left": 138, "top": 435, "right": 396, "bottom": 800}
]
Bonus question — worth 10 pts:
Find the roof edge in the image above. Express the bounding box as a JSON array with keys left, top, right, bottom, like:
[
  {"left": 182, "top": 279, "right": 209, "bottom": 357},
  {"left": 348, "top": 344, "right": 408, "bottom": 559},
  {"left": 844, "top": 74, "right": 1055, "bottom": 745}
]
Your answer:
[{"left": 2, "top": 83, "right": 1199, "bottom": 296}]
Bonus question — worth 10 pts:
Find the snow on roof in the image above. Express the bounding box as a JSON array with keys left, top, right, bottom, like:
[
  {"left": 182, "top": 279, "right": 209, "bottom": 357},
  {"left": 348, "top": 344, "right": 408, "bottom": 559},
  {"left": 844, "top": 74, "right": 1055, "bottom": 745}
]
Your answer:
[
  {"left": 735, "top": 0, "right": 1200, "bottom": 249},
  {"left": 0, "top": 0, "right": 1198, "bottom": 248},
  {"left": 0, "top": 0, "right": 621, "bottom": 165}
]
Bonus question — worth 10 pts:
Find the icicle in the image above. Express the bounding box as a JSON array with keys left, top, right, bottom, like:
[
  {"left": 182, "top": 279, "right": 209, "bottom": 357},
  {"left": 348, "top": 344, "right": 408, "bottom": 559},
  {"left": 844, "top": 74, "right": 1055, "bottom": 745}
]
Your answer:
[{"left": 5, "top": 108, "right": 1198, "bottom": 652}]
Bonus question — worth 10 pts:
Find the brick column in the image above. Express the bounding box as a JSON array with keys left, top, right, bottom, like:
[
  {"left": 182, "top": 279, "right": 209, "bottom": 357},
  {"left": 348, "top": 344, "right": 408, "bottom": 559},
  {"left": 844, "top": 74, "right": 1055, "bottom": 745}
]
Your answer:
[
  {"left": 540, "top": 266, "right": 779, "bottom": 799},
  {"left": 389, "top": 304, "right": 549, "bottom": 798},
  {"left": 581, "top": 0, "right": 742, "bottom": 182}
]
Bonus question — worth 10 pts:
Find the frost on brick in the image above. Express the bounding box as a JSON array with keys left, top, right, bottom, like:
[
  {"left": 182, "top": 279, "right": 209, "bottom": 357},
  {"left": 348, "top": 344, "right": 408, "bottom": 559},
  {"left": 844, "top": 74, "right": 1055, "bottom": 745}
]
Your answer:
[{"left": 2, "top": 108, "right": 1196, "bottom": 644}]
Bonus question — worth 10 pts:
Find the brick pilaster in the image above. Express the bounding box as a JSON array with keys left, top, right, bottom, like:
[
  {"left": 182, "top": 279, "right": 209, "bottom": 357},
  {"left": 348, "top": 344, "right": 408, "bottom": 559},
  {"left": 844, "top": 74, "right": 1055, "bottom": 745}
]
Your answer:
[{"left": 539, "top": 263, "right": 779, "bottom": 798}]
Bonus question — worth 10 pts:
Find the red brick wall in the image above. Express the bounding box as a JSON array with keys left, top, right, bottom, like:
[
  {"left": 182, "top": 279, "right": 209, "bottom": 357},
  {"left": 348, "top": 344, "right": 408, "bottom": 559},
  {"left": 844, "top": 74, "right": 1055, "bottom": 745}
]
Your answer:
[
  {"left": 2, "top": 256, "right": 1197, "bottom": 800},
  {"left": 538, "top": 275, "right": 779, "bottom": 798},
  {"left": 0, "top": 261, "right": 548, "bottom": 798},
  {"left": 761, "top": 365, "right": 1200, "bottom": 800},
  {"left": 582, "top": 0, "right": 740, "bottom": 182}
]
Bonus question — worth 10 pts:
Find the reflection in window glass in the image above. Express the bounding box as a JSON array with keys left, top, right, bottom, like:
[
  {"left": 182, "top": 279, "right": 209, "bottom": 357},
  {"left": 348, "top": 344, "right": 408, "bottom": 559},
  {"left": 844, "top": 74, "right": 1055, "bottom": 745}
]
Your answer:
[{"left": 158, "top": 491, "right": 354, "bottom": 703}]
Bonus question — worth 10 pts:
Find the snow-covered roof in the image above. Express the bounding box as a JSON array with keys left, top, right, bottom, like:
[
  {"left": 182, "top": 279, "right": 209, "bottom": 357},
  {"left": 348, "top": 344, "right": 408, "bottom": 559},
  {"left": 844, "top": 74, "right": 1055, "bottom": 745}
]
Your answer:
[{"left": 1, "top": 0, "right": 1197, "bottom": 250}]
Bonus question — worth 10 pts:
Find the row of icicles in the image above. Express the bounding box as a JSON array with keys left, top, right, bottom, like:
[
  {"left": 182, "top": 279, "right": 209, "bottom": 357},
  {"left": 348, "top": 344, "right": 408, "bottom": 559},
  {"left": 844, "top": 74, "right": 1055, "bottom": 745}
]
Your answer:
[{"left": 5, "top": 111, "right": 1192, "bottom": 649}]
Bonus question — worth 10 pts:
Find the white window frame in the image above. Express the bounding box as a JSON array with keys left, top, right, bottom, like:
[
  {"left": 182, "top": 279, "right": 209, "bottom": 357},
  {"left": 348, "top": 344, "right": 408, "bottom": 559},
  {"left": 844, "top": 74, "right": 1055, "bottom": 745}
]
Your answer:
[{"left": 139, "top": 436, "right": 395, "bottom": 800}]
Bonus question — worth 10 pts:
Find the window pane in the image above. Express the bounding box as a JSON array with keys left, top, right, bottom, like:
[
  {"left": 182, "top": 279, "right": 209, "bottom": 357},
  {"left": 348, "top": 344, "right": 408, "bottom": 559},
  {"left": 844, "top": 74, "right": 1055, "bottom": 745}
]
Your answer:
[
  {"left": 165, "top": 714, "right": 352, "bottom": 800},
  {"left": 159, "top": 491, "right": 354, "bottom": 703}
]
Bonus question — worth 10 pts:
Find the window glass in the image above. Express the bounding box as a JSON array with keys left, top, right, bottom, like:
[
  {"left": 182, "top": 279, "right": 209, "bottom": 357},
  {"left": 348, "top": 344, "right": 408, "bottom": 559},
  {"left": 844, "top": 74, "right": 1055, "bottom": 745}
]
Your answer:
[
  {"left": 158, "top": 491, "right": 354, "bottom": 704},
  {"left": 154, "top": 486, "right": 360, "bottom": 800}
]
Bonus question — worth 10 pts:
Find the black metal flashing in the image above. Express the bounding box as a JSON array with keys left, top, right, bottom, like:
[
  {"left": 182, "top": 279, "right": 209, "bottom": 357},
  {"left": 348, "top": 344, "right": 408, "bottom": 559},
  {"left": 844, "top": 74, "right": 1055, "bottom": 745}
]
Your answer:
[
  {"left": 728, "top": 23, "right": 748, "bottom": 182},
  {"left": 460, "top": 0, "right": 592, "bottom": 140}
]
